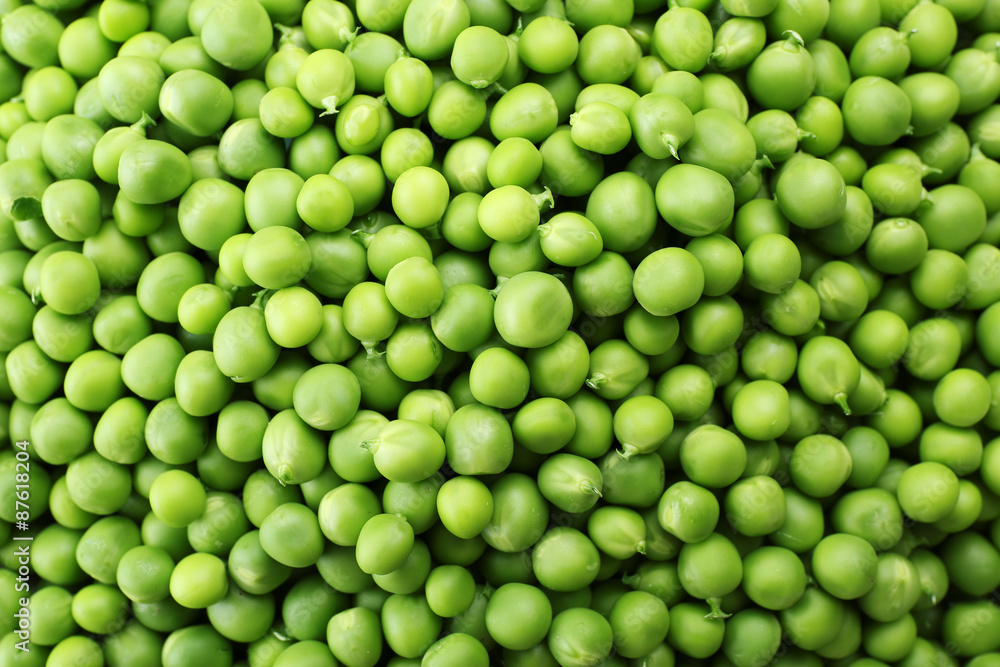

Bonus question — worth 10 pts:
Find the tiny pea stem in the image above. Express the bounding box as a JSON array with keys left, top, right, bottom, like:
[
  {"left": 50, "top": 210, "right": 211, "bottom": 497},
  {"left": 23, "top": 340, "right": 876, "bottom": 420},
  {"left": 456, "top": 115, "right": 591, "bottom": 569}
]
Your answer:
[{"left": 705, "top": 597, "right": 731, "bottom": 619}]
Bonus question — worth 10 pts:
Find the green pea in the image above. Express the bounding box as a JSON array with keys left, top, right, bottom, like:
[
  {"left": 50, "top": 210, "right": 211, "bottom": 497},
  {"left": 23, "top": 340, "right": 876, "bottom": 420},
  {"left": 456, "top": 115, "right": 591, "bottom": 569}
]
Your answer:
[
  {"left": 533, "top": 454, "right": 603, "bottom": 517},
  {"left": 745, "top": 33, "right": 814, "bottom": 112},
  {"left": 897, "top": 461, "right": 961, "bottom": 524},
  {"left": 761, "top": 0, "right": 829, "bottom": 39},
  {"left": 653, "top": 6, "right": 712, "bottom": 73},
  {"left": 796, "top": 336, "right": 861, "bottom": 414},
  {"left": 843, "top": 76, "right": 913, "bottom": 147},
  {"left": 1, "top": 5, "right": 64, "bottom": 69},
  {"left": 159, "top": 70, "right": 233, "bottom": 140},
  {"left": 679, "top": 107, "right": 757, "bottom": 183},
  {"left": 0, "top": 157, "right": 55, "bottom": 222},
  {"left": 916, "top": 184, "right": 988, "bottom": 256},
  {"left": 741, "top": 545, "right": 807, "bottom": 611},
  {"left": 719, "top": 608, "right": 782, "bottom": 667},
  {"left": 938, "top": 532, "right": 998, "bottom": 603},
  {"left": 680, "top": 424, "right": 747, "bottom": 488},
  {"left": 657, "top": 480, "right": 719, "bottom": 544},
  {"left": 810, "top": 533, "right": 879, "bottom": 602},
  {"left": 745, "top": 110, "right": 803, "bottom": 165},
  {"left": 895, "top": 74, "right": 960, "bottom": 144},
  {"left": 660, "top": 602, "right": 727, "bottom": 661},
  {"left": 806, "top": 39, "right": 851, "bottom": 103},
  {"left": 905, "top": 317, "right": 962, "bottom": 381},
  {"left": 326, "top": 607, "right": 382, "bottom": 667},
  {"left": 706, "top": 18, "right": 763, "bottom": 74},
  {"left": 546, "top": 608, "right": 613, "bottom": 667},
  {"left": 724, "top": 475, "right": 787, "bottom": 538},
  {"left": 763, "top": 489, "right": 820, "bottom": 556},
  {"left": 539, "top": 126, "right": 606, "bottom": 197}
]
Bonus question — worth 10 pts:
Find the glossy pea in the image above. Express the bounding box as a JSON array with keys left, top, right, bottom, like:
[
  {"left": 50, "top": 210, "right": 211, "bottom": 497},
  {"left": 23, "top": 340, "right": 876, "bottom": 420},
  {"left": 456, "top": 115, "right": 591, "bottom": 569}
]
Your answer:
[{"left": 653, "top": 7, "right": 713, "bottom": 73}]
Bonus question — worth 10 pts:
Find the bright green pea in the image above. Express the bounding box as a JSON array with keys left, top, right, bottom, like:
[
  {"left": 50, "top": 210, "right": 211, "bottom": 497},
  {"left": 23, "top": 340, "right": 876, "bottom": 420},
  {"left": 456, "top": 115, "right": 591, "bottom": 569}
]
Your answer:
[
  {"left": 897, "top": 73, "right": 960, "bottom": 141},
  {"left": 217, "top": 118, "right": 287, "bottom": 181},
  {"left": 679, "top": 425, "right": 747, "bottom": 488},
  {"left": 160, "top": 36, "right": 228, "bottom": 78},
  {"left": 258, "top": 86, "right": 314, "bottom": 139},
  {"left": 535, "top": 452, "right": 602, "bottom": 514},
  {"left": 680, "top": 107, "right": 757, "bottom": 183},
  {"left": 811, "top": 532, "right": 879, "bottom": 601},
  {"left": 159, "top": 69, "right": 233, "bottom": 137},
  {"left": 790, "top": 434, "right": 854, "bottom": 499},
  {"left": 169, "top": 552, "right": 228, "bottom": 608},
  {"left": 490, "top": 270, "right": 571, "bottom": 349},
  {"left": 1, "top": 5, "right": 64, "bottom": 69},
  {"left": 199, "top": 0, "right": 272, "bottom": 70},
  {"left": 213, "top": 306, "right": 281, "bottom": 383},
  {"left": 117, "top": 139, "right": 192, "bottom": 206},
  {"left": 653, "top": 6, "right": 712, "bottom": 73},
  {"left": 632, "top": 247, "right": 704, "bottom": 317},
  {"left": 430, "top": 476, "right": 490, "bottom": 541},
  {"left": 905, "top": 317, "right": 962, "bottom": 381},
  {"left": 385, "top": 321, "right": 443, "bottom": 382},
  {"left": 295, "top": 48, "right": 355, "bottom": 116},
  {"left": 897, "top": 461, "right": 961, "bottom": 524},
  {"left": 746, "top": 32, "right": 815, "bottom": 112},
  {"left": 385, "top": 165, "right": 446, "bottom": 229},
  {"left": 326, "top": 607, "right": 383, "bottom": 667},
  {"left": 721, "top": 608, "right": 783, "bottom": 667},
  {"left": 843, "top": 76, "right": 913, "bottom": 146},
  {"left": 657, "top": 480, "right": 719, "bottom": 544}
]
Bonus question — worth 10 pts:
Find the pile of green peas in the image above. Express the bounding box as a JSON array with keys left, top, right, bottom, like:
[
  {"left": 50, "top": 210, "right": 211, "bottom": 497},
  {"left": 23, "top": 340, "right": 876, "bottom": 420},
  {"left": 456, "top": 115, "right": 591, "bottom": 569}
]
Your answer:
[{"left": 4, "top": 0, "right": 1000, "bottom": 664}]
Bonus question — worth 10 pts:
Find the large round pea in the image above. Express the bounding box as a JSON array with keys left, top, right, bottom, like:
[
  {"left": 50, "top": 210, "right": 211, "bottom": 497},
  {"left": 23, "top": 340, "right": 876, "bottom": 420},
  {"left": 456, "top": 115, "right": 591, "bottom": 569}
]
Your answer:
[
  {"left": 608, "top": 591, "right": 669, "bottom": 659},
  {"left": 169, "top": 552, "right": 228, "bottom": 608},
  {"left": 490, "top": 82, "right": 559, "bottom": 144},
  {"left": 790, "top": 434, "right": 853, "bottom": 498},
  {"left": 654, "top": 7, "right": 713, "bottom": 73},
  {"left": 537, "top": 453, "right": 603, "bottom": 514},
  {"left": 775, "top": 157, "right": 847, "bottom": 229},
  {"left": 812, "top": 532, "right": 879, "bottom": 600},
  {"left": 327, "top": 607, "right": 382, "bottom": 667},
  {"left": 723, "top": 608, "right": 783, "bottom": 667},
  {"left": 897, "top": 461, "right": 960, "bottom": 524},
  {"left": 657, "top": 480, "right": 719, "bottom": 544},
  {"left": 656, "top": 164, "right": 734, "bottom": 237},
  {"left": 98, "top": 56, "right": 164, "bottom": 123},
  {"left": 200, "top": 0, "right": 272, "bottom": 70},
  {"left": 381, "top": 593, "right": 443, "bottom": 659},
  {"left": 481, "top": 473, "right": 548, "bottom": 553},
  {"left": 747, "top": 32, "right": 816, "bottom": 112},
  {"left": 633, "top": 247, "right": 704, "bottom": 317},
  {"left": 679, "top": 107, "right": 757, "bottom": 183},
  {"left": 39, "top": 251, "right": 101, "bottom": 316},
  {"left": 436, "top": 475, "right": 493, "bottom": 540},
  {"left": 741, "top": 546, "right": 807, "bottom": 611},
  {"left": 842, "top": 76, "right": 913, "bottom": 146},
  {"left": 725, "top": 475, "right": 787, "bottom": 537},
  {"left": 680, "top": 425, "right": 747, "bottom": 488},
  {"left": 354, "top": 513, "right": 414, "bottom": 576},
  {"left": 667, "top": 602, "right": 727, "bottom": 658},
  {"left": 213, "top": 306, "right": 280, "bottom": 383},
  {"left": 160, "top": 70, "right": 233, "bottom": 138},
  {"left": 258, "top": 502, "right": 324, "bottom": 568},
  {"left": 493, "top": 271, "right": 573, "bottom": 349},
  {"left": 450, "top": 25, "right": 508, "bottom": 88},
  {"left": 780, "top": 587, "right": 845, "bottom": 651},
  {"left": 118, "top": 139, "right": 192, "bottom": 205},
  {"left": 743, "top": 233, "right": 801, "bottom": 294},
  {"left": 547, "top": 608, "right": 613, "bottom": 667},
  {"left": 365, "top": 419, "right": 446, "bottom": 483},
  {"left": 484, "top": 582, "right": 553, "bottom": 651}
]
